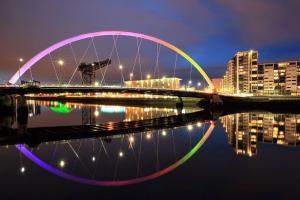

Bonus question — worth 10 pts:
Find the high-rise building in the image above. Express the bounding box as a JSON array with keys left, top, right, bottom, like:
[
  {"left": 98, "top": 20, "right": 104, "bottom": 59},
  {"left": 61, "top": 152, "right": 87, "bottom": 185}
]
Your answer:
[
  {"left": 220, "top": 50, "right": 300, "bottom": 95},
  {"left": 221, "top": 50, "right": 258, "bottom": 94}
]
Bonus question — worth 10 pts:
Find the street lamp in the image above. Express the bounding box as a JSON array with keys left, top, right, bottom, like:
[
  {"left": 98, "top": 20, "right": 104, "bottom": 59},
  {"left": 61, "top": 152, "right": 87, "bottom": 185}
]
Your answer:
[
  {"left": 57, "top": 59, "right": 64, "bottom": 85},
  {"left": 147, "top": 74, "right": 151, "bottom": 79},
  {"left": 119, "top": 65, "right": 124, "bottom": 84},
  {"left": 129, "top": 73, "right": 133, "bottom": 81},
  {"left": 18, "top": 58, "right": 24, "bottom": 84}
]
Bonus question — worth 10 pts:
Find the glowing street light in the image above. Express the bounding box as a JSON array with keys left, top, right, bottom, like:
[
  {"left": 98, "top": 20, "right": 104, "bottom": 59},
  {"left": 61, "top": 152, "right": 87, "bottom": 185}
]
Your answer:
[
  {"left": 147, "top": 74, "right": 151, "bottom": 79},
  {"left": 94, "top": 110, "right": 100, "bottom": 117},
  {"left": 146, "top": 133, "right": 152, "bottom": 139},
  {"left": 188, "top": 80, "right": 192, "bottom": 85},
  {"left": 161, "top": 130, "right": 167, "bottom": 136},
  {"left": 187, "top": 124, "right": 193, "bottom": 131},
  {"left": 18, "top": 58, "right": 24, "bottom": 84},
  {"left": 119, "top": 151, "right": 124, "bottom": 157},
  {"left": 59, "top": 160, "right": 65, "bottom": 168},
  {"left": 119, "top": 65, "right": 123, "bottom": 70},
  {"left": 20, "top": 166, "right": 26, "bottom": 174},
  {"left": 197, "top": 82, "right": 201, "bottom": 87},
  {"left": 129, "top": 136, "right": 135, "bottom": 143},
  {"left": 197, "top": 122, "right": 202, "bottom": 127},
  {"left": 57, "top": 59, "right": 64, "bottom": 66},
  {"left": 94, "top": 81, "right": 99, "bottom": 87},
  {"left": 92, "top": 156, "right": 96, "bottom": 162}
]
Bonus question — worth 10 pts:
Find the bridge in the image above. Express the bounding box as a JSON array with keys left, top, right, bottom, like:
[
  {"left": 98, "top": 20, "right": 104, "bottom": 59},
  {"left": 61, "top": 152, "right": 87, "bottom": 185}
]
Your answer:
[{"left": 0, "top": 85, "right": 214, "bottom": 99}]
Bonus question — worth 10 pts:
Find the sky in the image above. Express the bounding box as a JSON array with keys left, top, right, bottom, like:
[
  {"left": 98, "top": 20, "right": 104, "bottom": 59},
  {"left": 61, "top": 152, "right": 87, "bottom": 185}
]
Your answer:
[{"left": 1, "top": 0, "right": 300, "bottom": 82}]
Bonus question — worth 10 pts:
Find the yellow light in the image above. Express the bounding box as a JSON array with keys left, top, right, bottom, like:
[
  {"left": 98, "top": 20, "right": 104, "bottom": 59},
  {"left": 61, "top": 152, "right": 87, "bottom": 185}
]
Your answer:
[
  {"left": 197, "top": 122, "right": 202, "bottom": 127},
  {"left": 146, "top": 133, "right": 152, "bottom": 139},
  {"left": 147, "top": 74, "right": 151, "bottom": 79},
  {"left": 94, "top": 110, "right": 99, "bottom": 117},
  {"left": 119, "top": 151, "right": 124, "bottom": 157},
  {"left": 59, "top": 160, "right": 65, "bottom": 168},
  {"left": 129, "top": 136, "right": 134, "bottom": 143},
  {"left": 57, "top": 59, "right": 64, "bottom": 66},
  {"left": 187, "top": 124, "right": 193, "bottom": 131},
  {"left": 94, "top": 81, "right": 99, "bottom": 86}
]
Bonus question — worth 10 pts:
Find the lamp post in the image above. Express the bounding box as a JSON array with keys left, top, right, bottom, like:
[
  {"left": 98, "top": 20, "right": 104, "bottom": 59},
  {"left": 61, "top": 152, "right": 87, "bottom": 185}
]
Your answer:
[
  {"left": 119, "top": 65, "right": 124, "bottom": 85},
  {"left": 18, "top": 58, "right": 24, "bottom": 85},
  {"left": 57, "top": 59, "right": 64, "bottom": 85}
]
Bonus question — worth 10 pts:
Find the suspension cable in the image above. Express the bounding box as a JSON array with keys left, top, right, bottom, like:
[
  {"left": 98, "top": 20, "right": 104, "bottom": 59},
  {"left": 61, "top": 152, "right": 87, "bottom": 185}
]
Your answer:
[
  {"left": 48, "top": 53, "right": 61, "bottom": 84},
  {"left": 153, "top": 43, "right": 161, "bottom": 79},
  {"left": 91, "top": 37, "right": 105, "bottom": 83},
  {"left": 69, "top": 43, "right": 83, "bottom": 82},
  {"left": 68, "top": 39, "right": 93, "bottom": 85},
  {"left": 100, "top": 36, "right": 116, "bottom": 86}
]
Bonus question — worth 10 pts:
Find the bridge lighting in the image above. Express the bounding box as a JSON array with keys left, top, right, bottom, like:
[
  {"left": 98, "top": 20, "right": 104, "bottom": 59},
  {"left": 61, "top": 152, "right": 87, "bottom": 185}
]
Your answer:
[
  {"left": 19, "top": 58, "right": 24, "bottom": 63},
  {"left": 197, "top": 82, "right": 201, "bottom": 87},
  {"left": 57, "top": 59, "right": 64, "bottom": 66},
  {"left": 197, "top": 122, "right": 202, "bottom": 127},
  {"left": 20, "top": 166, "right": 26, "bottom": 174},
  {"left": 94, "top": 81, "right": 99, "bottom": 86},
  {"left": 59, "top": 160, "right": 65, "bottom": 168},
  {"left": 161, "top": 130, "right": 167, "bottom": 136},
  {"left": 119, "top": 151, "right": 124, "bottom": 157},
  {"left": 147, "top": 74, "right": 151, "bottom": 79},
  {"left": 119, "top": 65, "right": 123, "bottom": 70},
  {"left": 188, "top": 80, "right": 192, "bottom": 85},
  {"left": 187, "top": 124, "right": 193, "bottom": 131},
  {"left": 92, "top": 156, "right": 96, "bottom": 162}
]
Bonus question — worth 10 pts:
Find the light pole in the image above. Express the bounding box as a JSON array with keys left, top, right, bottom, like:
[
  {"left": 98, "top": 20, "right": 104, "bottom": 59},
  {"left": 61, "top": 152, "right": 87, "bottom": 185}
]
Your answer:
[
  {"left": 119, "top": 65, "right": 124, "bottom": 85},
  {"left": 57, "top": 59, "right": 64, "bottom": 85},
  {"left": 18, "top": 58, "right": 24, "bottom": 84}
]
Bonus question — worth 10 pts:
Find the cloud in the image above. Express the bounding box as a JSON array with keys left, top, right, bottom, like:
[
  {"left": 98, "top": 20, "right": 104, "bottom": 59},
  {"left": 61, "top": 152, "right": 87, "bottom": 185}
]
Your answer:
[{"left": 218, "top": 0, "right": 300, "bottom": 47}]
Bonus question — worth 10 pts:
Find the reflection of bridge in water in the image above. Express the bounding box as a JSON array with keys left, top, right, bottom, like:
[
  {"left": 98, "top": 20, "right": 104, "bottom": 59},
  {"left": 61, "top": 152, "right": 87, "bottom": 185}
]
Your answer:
[{"left": 0, "top": 108, "right": 213, "bottom": 147}]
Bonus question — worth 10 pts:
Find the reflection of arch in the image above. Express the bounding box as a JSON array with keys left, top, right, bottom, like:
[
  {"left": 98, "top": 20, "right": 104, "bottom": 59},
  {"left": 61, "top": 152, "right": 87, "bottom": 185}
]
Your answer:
[
  {"left": 9, "top": 31, "right": 213, "bottom": 89},
  {"left": 16, "top": 123, "right": 214, "bottom": 186}
]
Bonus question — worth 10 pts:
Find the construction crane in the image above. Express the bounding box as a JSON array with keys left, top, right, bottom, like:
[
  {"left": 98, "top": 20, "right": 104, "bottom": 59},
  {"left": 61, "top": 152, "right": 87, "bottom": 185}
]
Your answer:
[{"left": 77, "top": 58, "right": 111, "bottom": 85}]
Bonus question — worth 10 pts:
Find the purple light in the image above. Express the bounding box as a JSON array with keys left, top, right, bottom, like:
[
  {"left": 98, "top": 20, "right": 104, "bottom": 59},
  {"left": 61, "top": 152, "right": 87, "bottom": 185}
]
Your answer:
[
  {"left": 16, "top": 124, "right": 214, "bottom": 186},
  {"left": 9, "top": 31, "right": 213, "bottom": 88}
]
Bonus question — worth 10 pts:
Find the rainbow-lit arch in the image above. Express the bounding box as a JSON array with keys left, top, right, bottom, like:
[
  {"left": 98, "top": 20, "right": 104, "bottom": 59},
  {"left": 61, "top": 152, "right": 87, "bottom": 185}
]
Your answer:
[
  {"left": 9, "top": 31, "right": 213, "bottom": 89},
  {"left": 17, "top": 123, "right": 214, "bottom": 186}
]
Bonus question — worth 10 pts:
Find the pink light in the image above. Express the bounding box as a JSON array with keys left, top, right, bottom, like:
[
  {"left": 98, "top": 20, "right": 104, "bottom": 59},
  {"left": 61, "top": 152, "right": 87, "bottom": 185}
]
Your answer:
[{"left": 9, "top": 31, "right": 213, "bottom": 89}]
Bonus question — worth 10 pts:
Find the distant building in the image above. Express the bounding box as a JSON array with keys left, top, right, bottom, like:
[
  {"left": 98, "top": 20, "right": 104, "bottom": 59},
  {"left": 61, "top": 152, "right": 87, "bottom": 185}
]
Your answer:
[
  {"left": 220, "top": 50, "right": 300, "bottom": 95},
  {"left": 221, "top": 50, "right": 258, "bottom": 94},
  {"left": 124, "top": 77, "right": 181, "bottom": 90}
]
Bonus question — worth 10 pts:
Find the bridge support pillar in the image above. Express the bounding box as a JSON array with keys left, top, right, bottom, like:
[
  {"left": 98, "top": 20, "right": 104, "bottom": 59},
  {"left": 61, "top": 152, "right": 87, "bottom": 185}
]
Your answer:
[{"left": 209, "top": 93, "right": 223, "bottom": 107}]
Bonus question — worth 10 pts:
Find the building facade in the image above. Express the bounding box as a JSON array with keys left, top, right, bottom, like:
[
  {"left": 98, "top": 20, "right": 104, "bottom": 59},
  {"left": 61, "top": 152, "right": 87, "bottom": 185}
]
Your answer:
[
  {"left": 220, "top": 50, "right": 300, "bottom": 95},
  {"left": 124, "top": 77, "right": 181, "bottom": 90}
]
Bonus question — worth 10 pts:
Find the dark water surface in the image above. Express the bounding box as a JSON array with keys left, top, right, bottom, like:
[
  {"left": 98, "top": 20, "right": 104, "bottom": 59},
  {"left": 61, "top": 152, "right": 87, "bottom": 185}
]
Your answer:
[{"left": 0, "top": 100, "right": 299, "bottom": 199}]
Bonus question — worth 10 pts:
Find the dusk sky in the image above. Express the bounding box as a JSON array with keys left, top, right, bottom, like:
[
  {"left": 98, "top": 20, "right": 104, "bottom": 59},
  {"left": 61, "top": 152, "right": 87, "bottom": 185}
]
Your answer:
[{"left": 1, "top": 0, "right": 300, "bottom": 81}]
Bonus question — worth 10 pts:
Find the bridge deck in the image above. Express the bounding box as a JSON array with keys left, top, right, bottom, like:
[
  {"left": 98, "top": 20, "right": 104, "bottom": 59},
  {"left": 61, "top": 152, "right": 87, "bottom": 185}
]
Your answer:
[{"left": 0, "top": 86, "right": 213, "bottom": 99}]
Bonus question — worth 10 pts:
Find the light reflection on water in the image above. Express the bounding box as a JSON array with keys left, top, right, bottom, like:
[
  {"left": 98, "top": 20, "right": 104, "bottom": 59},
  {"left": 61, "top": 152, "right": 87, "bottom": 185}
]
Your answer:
[{"left": 1, "top": 100, "right": 300, "bottom": 198}]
